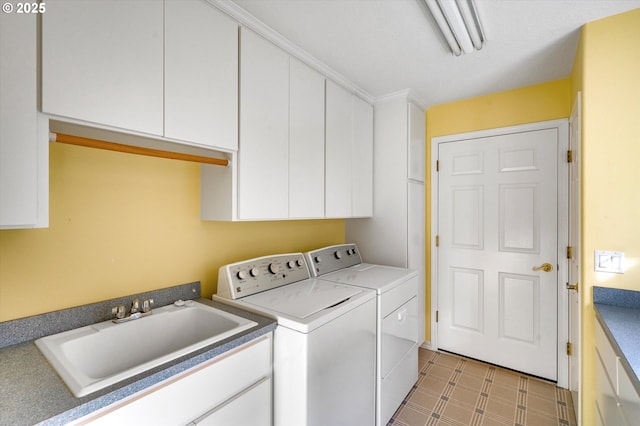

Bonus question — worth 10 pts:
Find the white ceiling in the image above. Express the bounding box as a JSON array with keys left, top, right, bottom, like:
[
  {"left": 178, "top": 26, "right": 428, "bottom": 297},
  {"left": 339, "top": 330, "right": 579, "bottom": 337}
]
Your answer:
[{"left": 229, "top": 0, "right": 640, "bottom": 108}]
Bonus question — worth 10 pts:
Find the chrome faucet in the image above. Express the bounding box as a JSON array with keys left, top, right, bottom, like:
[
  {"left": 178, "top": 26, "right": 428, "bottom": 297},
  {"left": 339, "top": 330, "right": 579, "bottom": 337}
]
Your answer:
[{"left": 111, "top": 297, "right": 154, "bottom": 323}]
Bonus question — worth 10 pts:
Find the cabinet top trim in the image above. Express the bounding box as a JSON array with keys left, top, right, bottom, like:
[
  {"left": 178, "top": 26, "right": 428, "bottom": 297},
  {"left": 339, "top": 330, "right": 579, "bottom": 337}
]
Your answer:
[{"left": 206, "top": 0, "right": 373, "bottom": 103}]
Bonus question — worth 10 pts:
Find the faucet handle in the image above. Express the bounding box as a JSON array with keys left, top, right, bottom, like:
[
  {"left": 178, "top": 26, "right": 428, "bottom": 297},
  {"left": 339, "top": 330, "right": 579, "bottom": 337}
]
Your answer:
[
  {"left": 142, "top": 298, "right": 154, "bottom": 313},
  {"left": 112, "top": 305, "right": 126, "bottom": 319},
  {"left": 130, "top": 298, "right": 140, "bottom": 314}
]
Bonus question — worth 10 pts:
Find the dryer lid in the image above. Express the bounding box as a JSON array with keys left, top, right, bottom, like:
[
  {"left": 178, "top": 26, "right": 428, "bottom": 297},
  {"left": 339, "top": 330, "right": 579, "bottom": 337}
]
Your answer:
[{"left": 320, "top": 264, "right": 418, "bottom": 293}]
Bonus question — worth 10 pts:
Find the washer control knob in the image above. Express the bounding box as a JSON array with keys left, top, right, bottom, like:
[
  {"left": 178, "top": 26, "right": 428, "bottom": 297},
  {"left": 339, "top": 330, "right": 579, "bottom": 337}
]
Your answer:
[
  {"left": 268, "top": 263, "right": 280, "bottom": 274},
  {"left": 346, "top": 248, "right": 353, "bottom": 255},
  {"left": 249, "top": 267, "right": 260, "bottom": 277},
  {"left": 296, "top": 259, "right": 304, "bottom": 267},
  {"left": 334, "top": 250, "right": 342, "bottom": 259},
  {"left": 287, "top": 260, "right": 296, "bottom": 269},
  {"left": 236, "top": 270, "right": 247, "bottom": 280},
  {"left": 314, "top": 256, "right": 322, "bottom": 264}
]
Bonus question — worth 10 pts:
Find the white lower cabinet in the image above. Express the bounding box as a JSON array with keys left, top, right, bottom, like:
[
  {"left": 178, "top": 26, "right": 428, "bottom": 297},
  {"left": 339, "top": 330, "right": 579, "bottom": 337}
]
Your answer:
[
  {"left": 594, "top": 320, "right": 640, "bottom": 426},
  {"left": 190, "top": 378, "right": 271, "bottom": 426},
  {"left": 73, "top": 334, "right": 272, "bottom": 426}
]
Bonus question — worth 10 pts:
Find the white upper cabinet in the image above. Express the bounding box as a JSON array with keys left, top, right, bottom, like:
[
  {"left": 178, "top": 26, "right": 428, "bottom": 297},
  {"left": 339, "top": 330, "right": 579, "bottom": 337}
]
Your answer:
[
  {"left": 238, "top": 28, "right": 290, "bottom": 220},
  {"left": 42, "top": 0, "right": 164, "bottom": 136},
  {"left": 0, "top": 11, "right": 48, "bottom": 229},
  {"left": 42, "top": 0, "right": 238, "bottom": 152},
  {"left": 326, "top": 81, "right": 373, "bottom": 218},
  {"left": 289, "top": 58, "right": 325, "bottom": 219},
  {"left": 164, "top": 0, "right": 238, "bottom": 151},
  {"left": 352, "top": 96, "right": 374, "bottom": 217}
]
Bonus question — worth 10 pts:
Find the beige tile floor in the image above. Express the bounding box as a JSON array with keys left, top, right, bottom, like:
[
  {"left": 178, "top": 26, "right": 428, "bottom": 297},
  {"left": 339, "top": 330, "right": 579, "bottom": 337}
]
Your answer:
[{"left": 387, "top": 348, "right": 577, "bottom": 426}]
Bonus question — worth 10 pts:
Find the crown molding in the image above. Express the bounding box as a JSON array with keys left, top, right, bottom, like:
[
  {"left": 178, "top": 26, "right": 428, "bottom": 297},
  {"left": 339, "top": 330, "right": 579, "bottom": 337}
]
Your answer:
[
  {"left": 206, "top": 0, "right": 374, "bottom": 103},
  {"left": 374, "top": 89, "right": 426, "bottom": 111}
]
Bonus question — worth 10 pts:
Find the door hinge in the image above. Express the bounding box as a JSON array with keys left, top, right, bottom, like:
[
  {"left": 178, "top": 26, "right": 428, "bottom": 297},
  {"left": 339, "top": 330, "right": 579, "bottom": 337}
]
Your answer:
[
  {"left": 566, "top": 342, "right": 573, "bottom": 356},
  {"left": 566, "top": 282, "right": 579, "bottom": 292},
  {"left": 567, "top": 246, "right": 573, "bottom": 259},
  {"left": 435, "top": 235, "right": 439, "bottom": 247},
  {"left": 436, "top": 310, "right": 439, "bottom": 323},
  {"left": 436, "top": 160, "right": 439, "bottom": 172},
  {"left": 567, "top": 150, "right": 574, "bottom": 163}
]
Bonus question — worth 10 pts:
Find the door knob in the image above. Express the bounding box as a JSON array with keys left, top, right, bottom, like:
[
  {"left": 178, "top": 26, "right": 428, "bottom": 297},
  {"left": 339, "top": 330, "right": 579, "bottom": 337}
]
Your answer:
[{"left": 532, "top": 263, "right": 554, "bottom": 272}]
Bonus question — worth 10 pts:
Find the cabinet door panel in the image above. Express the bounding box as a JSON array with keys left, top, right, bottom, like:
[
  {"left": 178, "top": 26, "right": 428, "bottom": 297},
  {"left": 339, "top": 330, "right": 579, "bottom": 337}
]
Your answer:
[
  {"left": 165, "top": 0, "right": 238, "bottom": 150},
  {"left": 0, "top": 12, "right": 39, "bottom": 227},
  {"left": 325, "top": 81, "right": 353, "bottom": 218},
  {"left": 352, "top": 96, "right": 373, "bottom": 217},
  {"left": 595, "top": 348, "right": 619, "bottom": 426},
  {"left": 194, "top": 379, "right": 271, "bottom": 426},
  {"left": 239, "top": 29, "right": 289, "bottom": 220},
  {"left": 289, "top": 58, "right": 325, "bottom": 218},
  {"left": 618, "top": 360, "right": 640, "bottom": 426},
  {"left": 42, "top": 0, "right": 163, "bottom": 135}
]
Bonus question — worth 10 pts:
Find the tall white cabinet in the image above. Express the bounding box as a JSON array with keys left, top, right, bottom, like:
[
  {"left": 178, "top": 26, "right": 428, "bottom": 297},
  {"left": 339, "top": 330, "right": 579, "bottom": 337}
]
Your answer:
[
  {"left": 346, "top": 93, "right": 426, "bottom": 343},
  {"left": 0, "top": 11, "right": 48, "bottom": 229}
]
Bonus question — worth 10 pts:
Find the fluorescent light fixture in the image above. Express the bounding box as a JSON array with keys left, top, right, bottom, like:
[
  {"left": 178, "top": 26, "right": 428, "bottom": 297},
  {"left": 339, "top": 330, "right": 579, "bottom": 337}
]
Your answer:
[{"left": 424, "top": 0, "right": 485, "bottom": 56}]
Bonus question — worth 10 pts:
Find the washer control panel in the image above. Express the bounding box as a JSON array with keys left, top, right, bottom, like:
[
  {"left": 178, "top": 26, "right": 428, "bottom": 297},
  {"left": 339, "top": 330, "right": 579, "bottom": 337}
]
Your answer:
[
  {"left": 217, "top": 253, "right": 310, "bottom": 300},
  {"left": 305, "top": 243, "right": 362, "bottom": 277}
]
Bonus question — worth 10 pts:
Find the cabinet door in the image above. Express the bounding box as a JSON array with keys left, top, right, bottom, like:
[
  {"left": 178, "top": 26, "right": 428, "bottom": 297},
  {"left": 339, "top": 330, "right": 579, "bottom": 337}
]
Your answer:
[
  {"left": 352, "top": 96, "right": 373, "bottom": 217},
  {"left": 0, "top": 11, "right": 47, "bottom": 228},
  {"left": 326, "top": 81, "right": 373, "bottom": 218},
  {"left": 325, "top": 80, "right": 353, "bottom": 218},
  {"left": 408, "top": 102, "right": 426, "bottom": 182},
  {"left": 193, "top": 379, "right": 271, "bottom": 426},
  {"left": 595, "top": 347, "right": 619, "bottom": 426},
  {"left": 165, "top": 0, "right": 238, "bottom": 151},
  {"left": 238, "top": 29, "right": 289, "bottom": 220},
  {"left": 289, "top": 58, "right": 325, "bottom": 218},
  {"left": 618, "top": 361, "right": 640, "bottom": 426},
  {"left": 78, "top": 335, "right": 272, "bottom": 425},
  {"left": 42, "top": 0, "right": 163, "bottom": 135}
]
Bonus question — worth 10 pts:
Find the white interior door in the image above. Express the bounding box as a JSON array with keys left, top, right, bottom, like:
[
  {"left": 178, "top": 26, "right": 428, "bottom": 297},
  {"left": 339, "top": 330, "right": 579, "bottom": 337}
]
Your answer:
[{"left": 437, "top": 127, "right": 560, "bottom": 381}]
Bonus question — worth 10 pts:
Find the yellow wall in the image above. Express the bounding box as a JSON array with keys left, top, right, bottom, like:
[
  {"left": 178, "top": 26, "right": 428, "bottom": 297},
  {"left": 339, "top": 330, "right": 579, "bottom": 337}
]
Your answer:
[
  {"left": 571, "top": 9, "right": 640, "bottom": 425},
  {"left": 0, "top": 143, "right": 344, "bottom": 321},
  {"left": 424, "top": 78, "right": 572, "bottom": 340}
]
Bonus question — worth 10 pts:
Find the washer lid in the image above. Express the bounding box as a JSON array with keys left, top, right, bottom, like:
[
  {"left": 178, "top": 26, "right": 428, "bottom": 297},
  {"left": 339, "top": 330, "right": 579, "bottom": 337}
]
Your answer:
[
  {"left": 241, "top": 279, "right": 364, "bottom": 319},
  {"left": 320, "top": 263, "right": 418, "bottom": 294}
]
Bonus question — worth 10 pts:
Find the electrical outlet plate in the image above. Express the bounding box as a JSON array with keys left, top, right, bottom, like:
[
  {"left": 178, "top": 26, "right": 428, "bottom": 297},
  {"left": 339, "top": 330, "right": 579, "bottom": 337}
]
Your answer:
[{"left": 594, "top": 250, "right": 625, "bottom": 274}]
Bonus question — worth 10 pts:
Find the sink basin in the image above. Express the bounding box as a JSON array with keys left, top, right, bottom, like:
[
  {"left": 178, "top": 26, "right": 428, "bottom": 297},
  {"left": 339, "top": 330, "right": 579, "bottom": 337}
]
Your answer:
[{"left": 35, "top": 301, "right": 257, "bottom": 397}]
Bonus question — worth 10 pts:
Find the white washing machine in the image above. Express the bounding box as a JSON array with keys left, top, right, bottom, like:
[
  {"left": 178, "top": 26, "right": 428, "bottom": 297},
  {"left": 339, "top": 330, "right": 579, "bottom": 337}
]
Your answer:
[
  {"left": 305, "top": 243, "right": 419, "bottom": 426},
  {"left": 214, "top": 252, "right": 376, "bottom": 426}
]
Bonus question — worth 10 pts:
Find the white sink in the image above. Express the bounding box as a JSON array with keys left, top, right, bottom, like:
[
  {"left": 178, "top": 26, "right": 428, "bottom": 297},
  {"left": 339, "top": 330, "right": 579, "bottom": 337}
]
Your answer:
[{"left": 35, "top": 302, "right": 257, "bottom": 397}]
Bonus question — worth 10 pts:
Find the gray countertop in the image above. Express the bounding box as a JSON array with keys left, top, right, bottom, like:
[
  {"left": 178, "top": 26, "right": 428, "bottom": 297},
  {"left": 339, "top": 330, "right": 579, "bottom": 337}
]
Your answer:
[
  {"left": 593, "top": 286, "right": 640, "bottom": 396},
  {"left": 0, "top": 286, "right": 276, "bottom": 426}
]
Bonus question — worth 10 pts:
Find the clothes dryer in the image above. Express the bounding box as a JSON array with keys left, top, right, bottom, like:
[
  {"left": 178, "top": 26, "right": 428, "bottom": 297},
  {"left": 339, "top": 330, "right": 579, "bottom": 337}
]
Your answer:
[{"left": 306, "top": 244, "right": 419, "bottom": 426}]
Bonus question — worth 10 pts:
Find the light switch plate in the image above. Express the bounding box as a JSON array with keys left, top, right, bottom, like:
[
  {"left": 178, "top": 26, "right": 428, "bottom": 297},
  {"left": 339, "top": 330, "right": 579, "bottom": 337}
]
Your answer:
[{"left": 594, "top": 250, "right": 625, "bottom": 274}]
